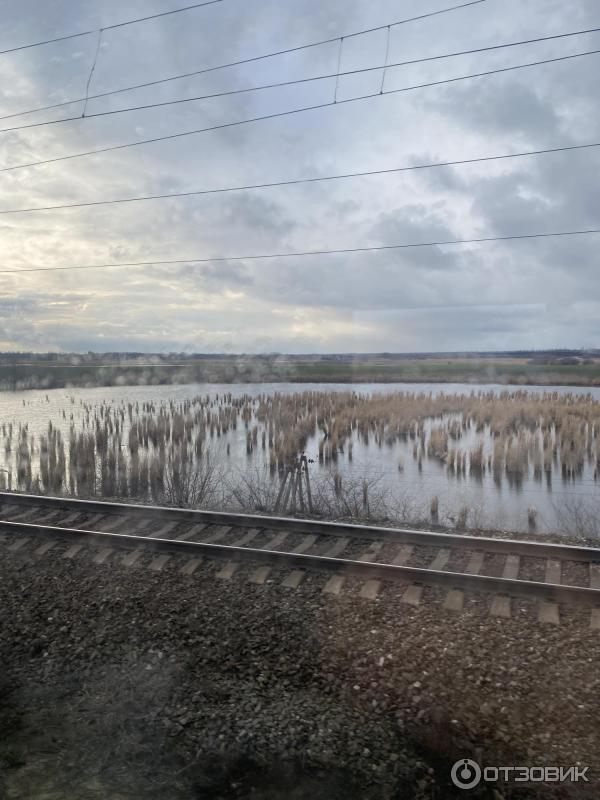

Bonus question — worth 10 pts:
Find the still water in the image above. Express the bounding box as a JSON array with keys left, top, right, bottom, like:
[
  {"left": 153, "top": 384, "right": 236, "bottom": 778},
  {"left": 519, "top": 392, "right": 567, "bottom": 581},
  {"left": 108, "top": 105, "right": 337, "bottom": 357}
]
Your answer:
[{"left": 1, "top": 381, "right": 599, "bottom": 536}]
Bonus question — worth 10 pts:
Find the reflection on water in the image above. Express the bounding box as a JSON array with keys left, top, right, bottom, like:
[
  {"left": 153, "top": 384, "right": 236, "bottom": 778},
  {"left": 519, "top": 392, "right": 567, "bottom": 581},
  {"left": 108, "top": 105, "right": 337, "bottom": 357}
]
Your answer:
[{"left": 1, "top": 381, "right": 599, "bottom": 537}]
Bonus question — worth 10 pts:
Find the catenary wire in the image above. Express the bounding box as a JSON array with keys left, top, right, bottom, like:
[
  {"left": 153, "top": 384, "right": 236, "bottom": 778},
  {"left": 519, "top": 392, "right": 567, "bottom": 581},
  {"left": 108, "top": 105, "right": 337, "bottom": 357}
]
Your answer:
[
  {"left": 0, "top": 141, "right": 598, "bottom": 215},
  {"left": 81, "top": 30, "right": 103, "bottom": 118},
  {"left": 0, "top": 1, "right": 224, "bottom": 58},
  {"left": 1, "top": 46, "right": 599, "bottom": 175},
  {"left": 2, "top": 25, "right": 600, "bottom": 135},
  {"left": 0, "top": 1, "right": 487, "bottom": 121},
  {"left": 0, "top": 228, "right": 599, "bottom": 276}
]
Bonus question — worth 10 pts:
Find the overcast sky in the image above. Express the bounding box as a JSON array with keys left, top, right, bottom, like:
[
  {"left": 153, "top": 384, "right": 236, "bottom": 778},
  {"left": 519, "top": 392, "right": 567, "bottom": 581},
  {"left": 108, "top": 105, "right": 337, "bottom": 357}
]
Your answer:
[{"left": 0, "top": 0, "right": 598, "bottom": 354}]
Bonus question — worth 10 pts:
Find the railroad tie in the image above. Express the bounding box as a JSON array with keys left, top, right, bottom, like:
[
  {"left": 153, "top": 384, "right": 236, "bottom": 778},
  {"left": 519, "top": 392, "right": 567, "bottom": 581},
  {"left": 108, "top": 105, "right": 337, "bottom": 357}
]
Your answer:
[
  {"left": 230, "top": 529, "right": 260, "bottom": 547},
  {"left": 202, "top": 525, "right": 232, "bottom": 544},
  {"left": 176, "top": 523, "right": 207, "bottom": 541},
  {"left": 356, "top": 542, "right": 384, "bottom": 599},
  {"left": 538, "top": 560, "right": 561, "bottom": 625},
  {"left": 1, "top": 504, "right": 22, "bottom": 517},
  {"left": 99, "top": 516, "right": 125, "bottom": 533},
  {"left": 490, "top": 555, "right": 520, "bottom": 618},
  {"left": 429, "top": 549, "right": 450, "bottom": 571},
  {"left": 589, "top": 564, "right": 600, "bottom": 629},
  {"left": 281, "top": 570, "right": 305, "bottom": 589},
  {"left": 58, "top": 512, "right": 83, "bottom": 527},
  {"left": 149, "top": 554, "right": 171, "bottom": 571},
  {"left": 318, "top": 539, "right": 355, "bottom": 594},
  {"left": 393, "top": 545, "right": 413, "bottom": 566},
  {"left": 359, "top": 580, "right": 381, "bottom": 600},
  {"left": 93, "top": 548, "right": 113, "bottom": 565},
  {"left": 403, "top": 548, "right": 450, "bottom": 607},
  {"left": 249, "top": 565, "right": 271, "bottom": 585},
  {"left": 148, "top": 521, "right": 179, "bottom": 539},
  {"left": 292, "top": 534, "right": 318, "bottom": 554},
  {"left": 402, "top": 584, "right": 423, "bottom": 606},
  {"left": 8, "top": 537, "right": 30, "bottom": 552},
  {"left": 216, "top": 561, "right": 239, "bottom": 580},
  {"left": 357, "top": 542, "right": 383, "bottom": 563},
  {"left": 122, "top": 549, "right": 143, "bottom": 567},
  {"left": 83, "top": 513, "right": 108, "bottom": 529},
  {"left": 63, "top": 544, "right": 84, "bottom": 560},
  {"left": 8, "top": 509, "right": 38, "bottom": 523},
  {"left": 466, "top": 551, "right": 485, "bottom": 574},
  {"left": 323, "top": 575, "right": 345, "bottom": 595},
  {"left": 444, "top": 550, "right": 484, "bottom": 612},
  {"left": 32, "top": 510, "right": 59, "bottom": 525},
  {"left": 263, "top": 531, "right": 289, "bottom": 549},
  {"left": 322, "top": 537, "right": 349, "bottom": 558},
  {"left": 180, "top": 557, "right": 202, "bottom": 575},
  {"left": 443, "top": 589, "right": 464, "bottom": 612}
]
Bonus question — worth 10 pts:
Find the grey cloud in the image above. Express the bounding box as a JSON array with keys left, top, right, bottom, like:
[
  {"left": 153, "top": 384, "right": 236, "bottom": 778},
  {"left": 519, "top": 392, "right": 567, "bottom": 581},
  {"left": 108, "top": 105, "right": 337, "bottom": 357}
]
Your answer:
[
  {"left": 0, "top": 0, "right": 598, "bottom": 352},
  {"left": 424, "top": 79, "right": 563, "bottom": 143}
]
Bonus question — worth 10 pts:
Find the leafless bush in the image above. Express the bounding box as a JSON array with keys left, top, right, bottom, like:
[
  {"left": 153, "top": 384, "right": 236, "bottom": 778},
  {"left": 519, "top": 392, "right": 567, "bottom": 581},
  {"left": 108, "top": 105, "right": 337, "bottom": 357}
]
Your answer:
[
  {"left": 308, "top": 469, "right": 420, "bottom": 524},
  {"left": 552, "top": 497, "right": 600, "bottom": 540},
  {"left": 227, "top": 467, "right": 281, "bottom": 513},
  {"left": 309, "top": 470, "right": 375, "bottom": 520},
  {"left": 162, "top": 447, "right": 224, "bottom": 508}
]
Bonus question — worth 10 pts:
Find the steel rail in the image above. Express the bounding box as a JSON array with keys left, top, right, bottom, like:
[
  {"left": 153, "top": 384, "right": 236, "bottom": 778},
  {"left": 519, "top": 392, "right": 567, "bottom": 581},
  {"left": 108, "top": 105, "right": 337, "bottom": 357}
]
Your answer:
[
  {"left": 2, "top": 519, "right": 600, "bottom": 607},
  {"left": 0, "top": 491, "right": 599, "bottom": 562}
]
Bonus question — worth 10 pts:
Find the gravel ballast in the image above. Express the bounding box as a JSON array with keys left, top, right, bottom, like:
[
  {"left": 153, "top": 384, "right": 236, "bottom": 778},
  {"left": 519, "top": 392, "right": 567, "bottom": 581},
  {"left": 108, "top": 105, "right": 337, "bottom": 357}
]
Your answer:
[{"left": 0, "top": 543, "right": 598, "bottom": 799}]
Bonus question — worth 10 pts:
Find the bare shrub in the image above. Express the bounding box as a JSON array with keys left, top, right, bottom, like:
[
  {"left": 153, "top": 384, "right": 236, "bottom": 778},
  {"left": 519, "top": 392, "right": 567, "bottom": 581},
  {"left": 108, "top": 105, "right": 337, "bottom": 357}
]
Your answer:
[
  {"left": 162, "top": 447, "right": 223, "bottom": 508},
  {"left": 227, "top": 466, "right": 280, "bottom": 513},
  {"left": 552, "top": 497, "right": 600, "bottom": 540},
  {"left": 309, "top": 470, "right": 386, "bottom": 521}
]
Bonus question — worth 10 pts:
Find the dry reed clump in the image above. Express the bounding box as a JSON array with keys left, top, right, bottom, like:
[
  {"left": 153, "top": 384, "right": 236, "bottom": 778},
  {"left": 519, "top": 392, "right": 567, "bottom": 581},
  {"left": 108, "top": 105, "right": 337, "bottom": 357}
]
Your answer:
[
  {"left": 39, "top": 423, "right": 65, "bottom": 494},
  {"left": 16, "top": 427, "right": 32, "bottom": 491},
  {"left": 505, "top": 434, "right": 529, "bottom": 485},
  {"left": 430, "top": 495, "right": 439, "bottom": 521},
  {"left": 469, "top": 443, "right": 485, "bottom": 475},
  {"left": 427, "top": 427, "right": 448, "bottom": 462},
  {"left": 527, "top": 506, "right": 538, "bottom": 530},
  {"left": 456, "top": 506, "right": 469, "bottom": 530}
]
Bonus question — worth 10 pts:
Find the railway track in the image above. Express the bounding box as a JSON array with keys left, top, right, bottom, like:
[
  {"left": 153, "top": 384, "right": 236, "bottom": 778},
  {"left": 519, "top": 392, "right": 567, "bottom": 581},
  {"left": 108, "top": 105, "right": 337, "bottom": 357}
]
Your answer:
[{"left": 1, "top": 491, "right": 600, "bottom": 627}]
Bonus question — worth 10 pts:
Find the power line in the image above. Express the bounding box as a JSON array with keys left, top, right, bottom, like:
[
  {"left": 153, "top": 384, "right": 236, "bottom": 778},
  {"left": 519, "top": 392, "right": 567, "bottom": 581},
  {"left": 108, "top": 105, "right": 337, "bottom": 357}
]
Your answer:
[
  {"left": 1, "top": 228, "right": 599, "bottom": 276},
  {"left": 1, "top": 141, "right": 598, "bottom": 216},
  {"left": 1, "top": 47, "right": 599, "bottom": 175},
  {"left": 0, "top": 0, "right": 486, "bottom": 122},
  {"left": 2, "top": 25, "right": 600, "bottom": 135},
  {"left": 0, "top": 1, "right": 224, "bottom": 58}
]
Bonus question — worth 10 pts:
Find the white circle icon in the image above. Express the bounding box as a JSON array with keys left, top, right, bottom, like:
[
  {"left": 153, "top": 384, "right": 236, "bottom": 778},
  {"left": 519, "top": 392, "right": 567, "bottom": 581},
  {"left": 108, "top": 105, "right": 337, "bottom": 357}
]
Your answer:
[{"left": 451, "top": 758, "right": 482, "bottom": 790}]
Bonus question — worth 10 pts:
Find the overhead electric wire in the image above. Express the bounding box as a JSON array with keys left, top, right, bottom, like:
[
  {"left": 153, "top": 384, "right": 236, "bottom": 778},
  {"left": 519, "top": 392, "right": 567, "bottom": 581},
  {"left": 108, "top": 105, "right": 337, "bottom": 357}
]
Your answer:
[
  {"left": 1, "top": 46, "right": 599, "bottom": 175},
  {"left": 1, "top": 141, "right": 599, "bottom": 216},
  {"left": 0, "top": 0, "right": 487, "bottom": 122},
  {"left": 0, "top": 0, "right": 224, "bottom": 58},
  {"left": 2, "top": 25, "right": 600, "bottom": 135},
  {"left": 0, "top": 228, "right": 599, "bottom": 276}
]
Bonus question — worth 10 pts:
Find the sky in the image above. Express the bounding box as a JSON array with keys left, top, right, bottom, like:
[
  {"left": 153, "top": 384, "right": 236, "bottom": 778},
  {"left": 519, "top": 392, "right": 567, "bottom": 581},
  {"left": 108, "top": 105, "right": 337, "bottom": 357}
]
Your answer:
[{"left": 0, "top": 0, "right": 598, "bottom": 354}]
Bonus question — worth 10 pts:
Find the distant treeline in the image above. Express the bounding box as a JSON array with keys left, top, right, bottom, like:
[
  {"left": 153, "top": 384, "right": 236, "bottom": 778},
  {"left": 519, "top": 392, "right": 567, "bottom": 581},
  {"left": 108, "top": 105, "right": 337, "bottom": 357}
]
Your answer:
[
  {"left": 0, "top": 349, "right": 599, "bottom": 366},
  {"left": 0, "top": 351, "right": 599, "bottom": 390}
]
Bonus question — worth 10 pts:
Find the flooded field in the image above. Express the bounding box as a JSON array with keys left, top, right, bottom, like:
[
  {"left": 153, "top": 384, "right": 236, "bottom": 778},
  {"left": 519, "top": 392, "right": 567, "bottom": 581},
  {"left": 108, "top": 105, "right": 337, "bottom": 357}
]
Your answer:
[{"left": 1, "top": 382, "right": 599, "bottom": 537}]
